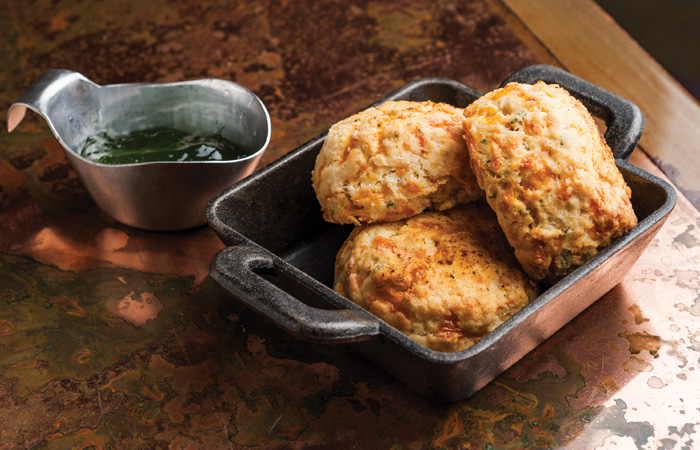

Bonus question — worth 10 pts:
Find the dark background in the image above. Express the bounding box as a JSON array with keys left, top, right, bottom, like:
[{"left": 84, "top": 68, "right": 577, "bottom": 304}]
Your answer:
[{"left": 595, "top": 0, "right": 700, "bottom": 101}]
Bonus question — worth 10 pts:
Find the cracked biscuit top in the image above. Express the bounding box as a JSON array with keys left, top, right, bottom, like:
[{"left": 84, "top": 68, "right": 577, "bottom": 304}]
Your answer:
[
  {"left": 334, "top": 203, "right": 539, "bottom": 353},
  {"left": 312, "top": 100, "right": 483, "bottom": 225},
  {"left": 462, "top": 81, "right": 638, "bottom": 283}
]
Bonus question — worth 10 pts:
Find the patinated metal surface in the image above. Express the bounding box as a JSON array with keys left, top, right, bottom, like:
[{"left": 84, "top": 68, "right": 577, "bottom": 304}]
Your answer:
[{"left": 1, "top": 1, "right": 698, "bottom": 448}]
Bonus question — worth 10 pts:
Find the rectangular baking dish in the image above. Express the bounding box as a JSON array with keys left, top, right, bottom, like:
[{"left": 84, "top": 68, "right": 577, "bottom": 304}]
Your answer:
[{"left": 207, "top": 65, "right": 677, "bottom": 401}]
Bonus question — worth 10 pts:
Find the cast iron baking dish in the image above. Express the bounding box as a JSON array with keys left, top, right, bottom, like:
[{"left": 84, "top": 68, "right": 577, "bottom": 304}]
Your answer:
[{"left": 207, "top": 65, "right": 677, "bottom": 401}]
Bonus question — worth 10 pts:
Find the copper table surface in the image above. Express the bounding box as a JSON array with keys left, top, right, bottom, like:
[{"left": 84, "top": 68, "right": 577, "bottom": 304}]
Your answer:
[{"left": 2, "top": 0, "right": 700, "bottom": 449}]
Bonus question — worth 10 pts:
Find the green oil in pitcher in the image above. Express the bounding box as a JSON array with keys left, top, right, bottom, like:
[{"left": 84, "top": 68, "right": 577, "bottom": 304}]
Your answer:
[{"left": 80, "top": 127, "right": 252, "bottom": 164}]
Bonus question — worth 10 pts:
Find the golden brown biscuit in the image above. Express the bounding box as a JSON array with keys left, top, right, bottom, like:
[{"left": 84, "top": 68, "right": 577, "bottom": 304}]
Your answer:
[
  {"left": 312, "top": 100, "right": 483, "bottom": 225},
  {"left": 462, "top": 81, "right": 638, "bottom": 283},
  {"left": 334, "top": 203, "right": 539, "bottom": 352}
]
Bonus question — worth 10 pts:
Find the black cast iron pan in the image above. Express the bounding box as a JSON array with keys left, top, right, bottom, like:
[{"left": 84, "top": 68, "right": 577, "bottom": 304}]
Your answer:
[{"left": 207, "top": 65, "right": 676, "bottom": 401}]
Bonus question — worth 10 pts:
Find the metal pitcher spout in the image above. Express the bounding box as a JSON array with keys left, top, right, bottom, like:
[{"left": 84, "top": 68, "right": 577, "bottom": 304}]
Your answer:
[
  {"left": 8, "top": 69, "right": 98, "bottom": 156},
  {"left": 9, "top": 69, "right": 85, "bottom": 129}
]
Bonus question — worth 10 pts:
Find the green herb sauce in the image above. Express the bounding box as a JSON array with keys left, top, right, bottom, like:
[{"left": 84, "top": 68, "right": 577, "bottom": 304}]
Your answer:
[{"left": 80, "top": 127, "right": 251, "bottom": 164}]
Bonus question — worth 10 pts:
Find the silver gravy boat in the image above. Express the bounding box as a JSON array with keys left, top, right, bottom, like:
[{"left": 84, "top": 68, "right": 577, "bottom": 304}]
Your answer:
[{"left": 8, "top": 70, "right": 271, "bottom": 231}]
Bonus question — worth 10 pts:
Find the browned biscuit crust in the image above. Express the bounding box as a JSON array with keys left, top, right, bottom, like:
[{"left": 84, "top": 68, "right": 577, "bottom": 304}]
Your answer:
[
  {"left": 312, "top": 100, "right": 483, "bottom": 225},
  {"left": 462, "top": 81, "right": 638, "bottom": 283},
  {"left": 334, "top": 203, "right": 539, "bottom": 352}
]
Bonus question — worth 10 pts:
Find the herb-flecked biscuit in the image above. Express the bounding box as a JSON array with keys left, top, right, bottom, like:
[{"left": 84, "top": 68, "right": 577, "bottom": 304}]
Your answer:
[
  {"left": 462, "top": 81, "right": 638, "bottom": 283},
  {"left": 334, "top": 203, "right": 539, "bottom": 353},
  {"left": 312, "top": 100, "right": 483, "bottom": 225}
]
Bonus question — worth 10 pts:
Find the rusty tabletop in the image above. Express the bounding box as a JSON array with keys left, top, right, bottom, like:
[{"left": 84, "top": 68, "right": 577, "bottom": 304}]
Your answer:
[{"left": 1, "top": 0, "right": 700, "bottom": 449}]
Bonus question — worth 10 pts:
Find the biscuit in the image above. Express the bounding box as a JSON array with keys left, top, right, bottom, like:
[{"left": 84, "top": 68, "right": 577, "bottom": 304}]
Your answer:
[
  {"left": 462, "top": 81, "right": 638, "bottom": 283},
  {"left": 312, "top": 100, "right": 483, "bottom": 225},
  {"left": 334, "top": 203, "right": 539, "bottom": 352}
]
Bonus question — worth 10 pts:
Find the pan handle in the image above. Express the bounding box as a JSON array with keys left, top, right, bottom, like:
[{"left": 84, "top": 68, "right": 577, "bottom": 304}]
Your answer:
[
  {"left": 211, "top": 245, "right": 381, "bottom": 343},
  {"left": 501, "top": 64, "right": 645, "bottom": 161}
]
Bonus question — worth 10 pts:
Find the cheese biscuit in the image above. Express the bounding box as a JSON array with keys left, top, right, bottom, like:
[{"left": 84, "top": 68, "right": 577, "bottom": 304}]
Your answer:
[
  {"left": 312, "top": 101, "right": 483, "bottom": 225},
  {"left": 334, "top": 203, "right": 538, "bottom": 352},
  {"left": 463, "top": 81, "right": 637, "bottom": 283}
]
